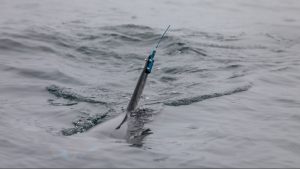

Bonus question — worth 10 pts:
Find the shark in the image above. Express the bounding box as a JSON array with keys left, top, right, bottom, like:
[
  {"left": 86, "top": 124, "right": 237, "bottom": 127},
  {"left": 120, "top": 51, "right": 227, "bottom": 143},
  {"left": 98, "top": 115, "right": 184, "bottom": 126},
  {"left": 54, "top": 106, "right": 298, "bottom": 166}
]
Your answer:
[{"left": 86, "top": 25, "right": 170, "bottom": 146}]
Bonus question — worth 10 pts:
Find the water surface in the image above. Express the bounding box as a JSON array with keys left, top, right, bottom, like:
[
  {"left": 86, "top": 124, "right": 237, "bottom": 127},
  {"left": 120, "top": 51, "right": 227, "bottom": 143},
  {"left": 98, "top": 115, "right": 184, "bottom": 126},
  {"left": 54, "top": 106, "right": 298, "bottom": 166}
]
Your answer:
[{"left": 1, "top": 0, "right": 300, "bottom": 167}]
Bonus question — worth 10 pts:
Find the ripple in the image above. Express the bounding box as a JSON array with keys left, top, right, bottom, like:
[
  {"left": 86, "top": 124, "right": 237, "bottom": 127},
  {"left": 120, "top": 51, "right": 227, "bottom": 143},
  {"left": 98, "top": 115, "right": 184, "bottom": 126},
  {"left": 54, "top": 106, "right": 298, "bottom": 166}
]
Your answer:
[
  {"left": 102, "top": 33, "right": 141, "bottom": 42},
  {"left": 225, "top": 64, "right": 242, "bottom": 69},
  {"left": 46, "top": 85, "right": 108, "bottom": 105},
  {"left": 159, "top": 76, "right": 177, "bottom": 82},
  {"left": 165, "top": 42, "right": 207, "bottom": 56},
  {"left": 103, "top": 24, "right": 153, "bottom": 33},
  {"left": 0, "top": 38, "right": 26, "bottom": 50},
  {"left": 2, "top": 65, "right": 83, "bottom": 84},
  {"left": 198, "top": 42, "right": 267, "bottom": 50},
  {"left": 0, "top": 38, "right": 58, "bottom": 54},
  {"left": 162, "top": 66, "right": 208, "bottom": 75},
  {"left": 164, "top": 84, "right": 252, "bottom": 106}
]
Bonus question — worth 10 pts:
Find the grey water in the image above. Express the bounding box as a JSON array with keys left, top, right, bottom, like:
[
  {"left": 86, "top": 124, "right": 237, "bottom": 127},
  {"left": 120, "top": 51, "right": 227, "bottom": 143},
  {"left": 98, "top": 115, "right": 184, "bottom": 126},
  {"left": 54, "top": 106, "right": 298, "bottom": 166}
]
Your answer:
[{"left": 1, "top": 0, "right": 300, "bottom": 167}]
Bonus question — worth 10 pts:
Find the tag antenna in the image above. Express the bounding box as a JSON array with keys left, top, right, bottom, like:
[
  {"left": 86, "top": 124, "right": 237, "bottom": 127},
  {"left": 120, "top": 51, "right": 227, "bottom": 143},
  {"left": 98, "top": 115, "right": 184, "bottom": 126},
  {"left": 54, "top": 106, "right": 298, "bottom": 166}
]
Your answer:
[{"left": 155, "top": 25, "right": 171, "bottom": 49}]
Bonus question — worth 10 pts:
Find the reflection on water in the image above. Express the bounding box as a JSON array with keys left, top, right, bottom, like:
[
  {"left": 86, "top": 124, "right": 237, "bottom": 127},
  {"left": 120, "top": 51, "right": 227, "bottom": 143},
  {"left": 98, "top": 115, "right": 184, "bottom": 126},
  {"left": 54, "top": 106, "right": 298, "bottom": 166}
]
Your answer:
[{"left": 126, "top": 108, "right": 154, "bottom": 147}]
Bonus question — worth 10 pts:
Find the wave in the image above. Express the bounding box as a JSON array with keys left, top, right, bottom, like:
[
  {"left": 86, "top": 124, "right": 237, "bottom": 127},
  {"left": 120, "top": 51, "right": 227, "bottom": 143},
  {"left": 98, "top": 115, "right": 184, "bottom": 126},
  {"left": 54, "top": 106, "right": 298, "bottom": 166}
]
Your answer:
[
  {"left": 164, "top": 42, "right": 207, "bottom": 56},
  {"left": 46, "top": 85, "right": 108, "bottom": 105},
  {"left": 2, "top": 65, "right": 83, "bottom": 85},
  {"left": 164, "top": 84, "right": 252, "bottom": 106},
  {"left": 0, "top": 27, "right": 73, "bottom": 54},
  {"left": 0, "top": 38, "right": 58, "bottom": 54},
  {"left": 75, "top": 46, "right": 121, "bottom": 59},
  {"left": 173, "top": 29, "right": 267, "bottom": 50},
  {"left": 102, "top": 33, "right": 142, "bottom": 42},
  {"left": 161, "top": 66, "right": 208, "bottom": 75},
  {"left": 0, "top": 38, "right": 26, "bottom": 50},
  {"left": 104, "top": 24, "right": 152, "bottom": 30},
  {"left": 198, "top": 42, "right": 267, "bottom": 50}
]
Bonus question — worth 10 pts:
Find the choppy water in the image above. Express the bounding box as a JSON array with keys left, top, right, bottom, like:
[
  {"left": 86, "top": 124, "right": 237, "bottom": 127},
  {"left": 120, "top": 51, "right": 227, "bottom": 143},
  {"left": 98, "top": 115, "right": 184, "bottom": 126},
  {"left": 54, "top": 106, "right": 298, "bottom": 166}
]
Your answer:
[{"left": 1, "top": 0, "right": 300, "bottom": 167}]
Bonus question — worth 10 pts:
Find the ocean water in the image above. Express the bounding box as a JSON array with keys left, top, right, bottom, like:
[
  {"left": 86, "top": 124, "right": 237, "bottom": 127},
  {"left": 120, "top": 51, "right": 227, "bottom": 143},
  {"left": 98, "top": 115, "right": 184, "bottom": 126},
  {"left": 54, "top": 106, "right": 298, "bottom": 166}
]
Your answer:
[{"left": 1, "top": 0, "right": 300, "bottom": 167}]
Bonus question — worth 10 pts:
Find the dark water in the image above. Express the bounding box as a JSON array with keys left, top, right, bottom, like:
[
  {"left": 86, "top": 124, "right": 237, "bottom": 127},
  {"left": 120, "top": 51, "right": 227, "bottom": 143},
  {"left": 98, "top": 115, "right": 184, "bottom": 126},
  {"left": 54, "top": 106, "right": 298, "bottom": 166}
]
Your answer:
[{"left": 1, "top": 0, "right": 300, "bottom": 167}]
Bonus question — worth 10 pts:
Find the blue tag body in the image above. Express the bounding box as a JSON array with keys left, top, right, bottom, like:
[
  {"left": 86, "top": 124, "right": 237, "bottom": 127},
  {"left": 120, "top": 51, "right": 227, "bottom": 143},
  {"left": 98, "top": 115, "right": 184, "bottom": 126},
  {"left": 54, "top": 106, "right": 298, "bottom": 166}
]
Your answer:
[{"left": 145, "top": 50, "right": 156, "bottom": 74}]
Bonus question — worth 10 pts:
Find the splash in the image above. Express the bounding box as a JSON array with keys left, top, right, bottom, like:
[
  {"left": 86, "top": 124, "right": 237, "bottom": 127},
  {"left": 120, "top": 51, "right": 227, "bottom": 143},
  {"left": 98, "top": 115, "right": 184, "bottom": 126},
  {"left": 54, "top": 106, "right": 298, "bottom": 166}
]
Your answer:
[{"left": 62, "top": 110, "right": 112, "bottom": 136}]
